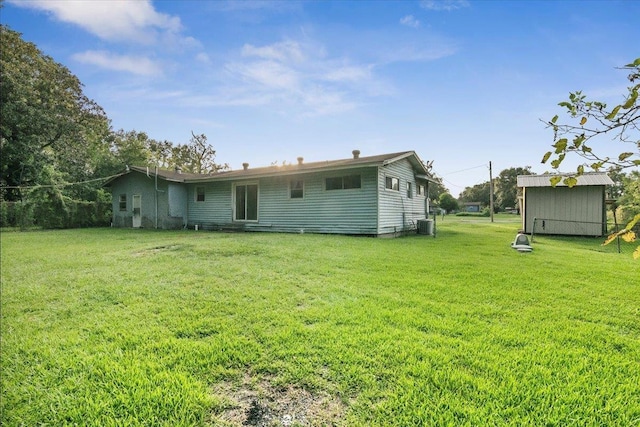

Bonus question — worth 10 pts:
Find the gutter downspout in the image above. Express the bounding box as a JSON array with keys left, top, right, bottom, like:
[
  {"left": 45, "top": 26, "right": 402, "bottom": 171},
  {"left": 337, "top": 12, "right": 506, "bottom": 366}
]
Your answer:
[
  {"left": 155, "top": 166, "right": 158, "bottom": 229},
  {"left": 184, "top": 184, "right": 189, "bottom": 230}
]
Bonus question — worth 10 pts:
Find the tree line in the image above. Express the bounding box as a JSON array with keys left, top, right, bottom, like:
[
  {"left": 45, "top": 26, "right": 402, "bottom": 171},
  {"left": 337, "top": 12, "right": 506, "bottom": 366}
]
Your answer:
[
  {"left": 0, "top": 24, "right": 226, "bottom": 228},
  {"left": 435, "top": 166, "right": 533, "bottom": 215}
]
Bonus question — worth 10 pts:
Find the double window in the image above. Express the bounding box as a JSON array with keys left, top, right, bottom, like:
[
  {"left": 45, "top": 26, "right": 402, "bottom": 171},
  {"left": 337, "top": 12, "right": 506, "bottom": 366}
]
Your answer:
[
  {"left": 235, "top": 183, "right": 258, "bottom": 221},
  {"left": 326, "top": 175, "right": 361, "bottom": 190}
]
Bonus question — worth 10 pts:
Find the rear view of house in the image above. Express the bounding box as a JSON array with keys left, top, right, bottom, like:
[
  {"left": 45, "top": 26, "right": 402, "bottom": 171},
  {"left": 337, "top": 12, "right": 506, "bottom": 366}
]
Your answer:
[
  {"left": 105, "top": 150, "right": 435, "bottom": 236},
  {"left": 517, "top": 173, "right": 614, "bottom": 237}
]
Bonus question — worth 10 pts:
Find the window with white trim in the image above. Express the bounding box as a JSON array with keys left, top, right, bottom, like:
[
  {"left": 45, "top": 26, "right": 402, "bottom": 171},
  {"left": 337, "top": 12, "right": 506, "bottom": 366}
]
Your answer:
[
  {"left": 385, "top": 176, "right": 399, "bottom": 191},
  {"left": 196, "top": 186, "right": 205, "bottom": 202},
  {"left": 290, "top": 180, "right": 304, "bottom": 198},
  {"left": 407, "top": 182, "right": 413, "bottom": 198},
  {"left": 417, "top": 184, "right": 426, "bottom": 196}
]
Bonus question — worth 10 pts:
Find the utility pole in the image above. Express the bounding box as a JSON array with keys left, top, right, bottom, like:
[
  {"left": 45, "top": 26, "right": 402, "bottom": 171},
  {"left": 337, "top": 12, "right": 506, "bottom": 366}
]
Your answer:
[{"left": 489, "top": 161, "right": 494, "bottom": 223}]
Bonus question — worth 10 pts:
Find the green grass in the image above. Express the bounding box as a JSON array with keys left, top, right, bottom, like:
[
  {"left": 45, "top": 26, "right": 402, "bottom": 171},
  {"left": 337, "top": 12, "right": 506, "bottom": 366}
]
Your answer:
[{"left": 1, "top": 218, "right": 639, "bottom": 426}]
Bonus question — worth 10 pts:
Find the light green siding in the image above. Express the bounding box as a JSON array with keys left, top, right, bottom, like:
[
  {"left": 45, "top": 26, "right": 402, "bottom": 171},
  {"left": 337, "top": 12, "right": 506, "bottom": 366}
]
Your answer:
[
  {"left": 378, "top": 159, "right": 427, "bottom": 235},
  {"left": 523, "top": 186, "right": 606, "bottom": 236},
  {"left": 108, "top": 153, "right": 430, "bottom": 236},
  {"left": 187, "top": 181, "right": 233, "bottom": 227},
  {"left": 187, "top": 167, "right": 379, "bottom": 234},
  {"left": 251, "top": 167, "right": 378, "bottom": 234},
  {"left": 109, "top": 173, "right": 186, "bottom": 229}
]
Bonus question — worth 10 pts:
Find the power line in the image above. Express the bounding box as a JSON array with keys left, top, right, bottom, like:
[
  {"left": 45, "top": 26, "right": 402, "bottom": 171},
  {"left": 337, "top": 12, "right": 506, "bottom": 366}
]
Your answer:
[
  {"left": 433, "top": 163, "right": 488, "bottom": 189},
  {"left": 441, "top": 177, "right": 466, "bottom": 189},
  {"left": 442, "top": 163, "right": 487, "bottom": 176},
  {"left": 0, "top": 172, "right": 123, "bottom": 190}
]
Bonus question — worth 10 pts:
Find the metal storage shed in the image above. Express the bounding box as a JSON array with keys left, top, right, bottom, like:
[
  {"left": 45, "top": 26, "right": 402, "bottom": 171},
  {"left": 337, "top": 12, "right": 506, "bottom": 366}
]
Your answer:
[{"left": 517, "top": 173, "right": 614, "bottom": 237}]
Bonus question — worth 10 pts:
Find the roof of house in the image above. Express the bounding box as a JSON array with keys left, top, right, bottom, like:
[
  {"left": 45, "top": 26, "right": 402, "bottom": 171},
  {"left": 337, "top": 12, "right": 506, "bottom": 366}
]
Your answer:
[
  {"left": 517, "top": 173, "right": 614, "bottom": 188},
  {"left": 104, "top": 150, "right": 435, "bottom": 185}
]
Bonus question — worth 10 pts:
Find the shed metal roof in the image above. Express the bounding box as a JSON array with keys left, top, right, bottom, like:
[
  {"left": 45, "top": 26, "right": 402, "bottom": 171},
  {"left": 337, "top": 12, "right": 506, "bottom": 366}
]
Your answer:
[{"left": 517, "top": 173, "right": 614, "bottom": 188}]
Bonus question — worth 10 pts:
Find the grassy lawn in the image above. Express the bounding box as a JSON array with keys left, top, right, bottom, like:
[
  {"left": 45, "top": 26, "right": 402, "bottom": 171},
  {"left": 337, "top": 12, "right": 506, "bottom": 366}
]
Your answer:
[{"left": 1, "top": 218, "right": 639, "bottom": 426}]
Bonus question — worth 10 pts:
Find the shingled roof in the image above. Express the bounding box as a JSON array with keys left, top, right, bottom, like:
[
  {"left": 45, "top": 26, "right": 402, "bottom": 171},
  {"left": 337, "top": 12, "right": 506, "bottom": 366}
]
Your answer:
[{"left": 105, "top": 151, "right": 434, "bottom": 185}]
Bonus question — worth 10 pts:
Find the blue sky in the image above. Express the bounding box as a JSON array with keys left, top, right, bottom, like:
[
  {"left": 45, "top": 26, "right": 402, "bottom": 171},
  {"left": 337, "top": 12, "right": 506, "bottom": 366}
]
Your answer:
[{"left": 3, "top": 0, "right": 639, "bottom": 196}]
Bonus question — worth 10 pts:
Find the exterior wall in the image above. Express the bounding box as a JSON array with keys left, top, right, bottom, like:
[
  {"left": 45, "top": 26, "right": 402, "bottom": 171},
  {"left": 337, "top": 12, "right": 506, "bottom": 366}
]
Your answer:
[
  {"left": 253, "top": 167, "right": 379, "bottom": 234},
  {"left": 109, "top": 158, "right": 427, "bottom": 236},
  {"left": 187, "top": 181, "right": 233, "bottom": 228},
  {"left": 187, "top": 167, "right": 379, "bottom": 235},
  {"left": 377, "top": 159, "right": 427, "bottom": 235},
  {"left": 523, "top": 186, "right": 606, "bottom": 236},
  {"left": 109, "top": 173, "right": 185, "bottom": 229},
  {"left": 164, "top": 183, "right": 187, "bottom": 229},
  {"left": 110, "top": 173, "right": 158, "bottom": 228}
]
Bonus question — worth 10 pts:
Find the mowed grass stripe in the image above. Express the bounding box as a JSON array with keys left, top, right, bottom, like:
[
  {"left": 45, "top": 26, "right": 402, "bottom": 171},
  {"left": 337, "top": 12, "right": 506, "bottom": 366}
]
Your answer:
[{"left": 1, "top": 220, "right": 638, "bottom": 426}]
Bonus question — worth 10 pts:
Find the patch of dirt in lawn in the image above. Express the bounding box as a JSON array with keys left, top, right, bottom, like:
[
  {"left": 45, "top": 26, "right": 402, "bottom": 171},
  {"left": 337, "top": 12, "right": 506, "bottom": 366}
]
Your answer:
[
  {"left": 132, "top": 244, "right": 183, "bottom": 256},
  {"left": 211, "top": 375, "right": 347, "bottom": 426}
]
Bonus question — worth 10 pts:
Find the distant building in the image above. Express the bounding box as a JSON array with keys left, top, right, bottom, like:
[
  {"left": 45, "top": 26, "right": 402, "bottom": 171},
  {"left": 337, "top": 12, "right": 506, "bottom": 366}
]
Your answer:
[{"left": 463, "top": 202, "right": 482, "bottom": 213}]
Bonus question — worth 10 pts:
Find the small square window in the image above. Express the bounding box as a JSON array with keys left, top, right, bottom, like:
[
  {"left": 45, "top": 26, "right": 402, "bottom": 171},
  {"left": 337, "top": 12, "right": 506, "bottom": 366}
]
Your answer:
[
  {"left": 385, "top": 176, "right": 399, "bottom": 191},
  {"left": 119, "top": 194, "right": 127, "bottom": 211},
  {"left": 196, "top": 186, "right": 205, "bottom": 202},
  {"left": 290, "top": 180, "right": 304, "bottom": 198}
]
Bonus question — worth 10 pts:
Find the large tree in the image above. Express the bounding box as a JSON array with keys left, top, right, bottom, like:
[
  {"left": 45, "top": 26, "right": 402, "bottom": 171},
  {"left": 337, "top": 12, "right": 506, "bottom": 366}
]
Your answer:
[
  {"left": 101, "top": 129, "right": 229, "bottom": 175},
  {"left": 170, "top": 132, "right": 228, "bottom": 174},
  {"left": 495, "top": 166, "right": 532, "bottom": 211},
  {"left": 0, "top": 24, "right": 109, "bottom": 201},
  {"left": 617, "top": 170, "right": 640, "bottom": 222},
  {"left": 0, "top": 25, "right": 231, "bottom": 228},
  {"left": 438, "top": 192, "right": 459, "bottom": 213},
  {"left": 458, "top": 181, "right": 491, "bottom": 207}
]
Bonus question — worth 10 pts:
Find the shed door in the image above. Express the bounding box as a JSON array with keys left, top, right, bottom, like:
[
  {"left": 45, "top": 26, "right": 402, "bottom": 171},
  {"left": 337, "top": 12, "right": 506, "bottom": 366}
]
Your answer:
[{"left": 132, "top": 194, "right": 142, "bottom": 228}]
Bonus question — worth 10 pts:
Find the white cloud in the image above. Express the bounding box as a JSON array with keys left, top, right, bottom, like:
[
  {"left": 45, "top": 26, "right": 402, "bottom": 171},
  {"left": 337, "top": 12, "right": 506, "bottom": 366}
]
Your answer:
[
  {"left": 73, "top": 50, "right": 162, "bottom": 76},
  {"left": 8, "top": 0, "right": 183, "bottom": 45},
  {"left": 324, "top": 65, "right": 373, "bottom": 83},
  {"left": 420, "top": 0, "right": 470, "bottom": 11},
  {"left": 228, "top": 60, "right": 301, "bottom": 90},
  {"left": 400, "top": 15, "right": 421, "bottom": 28},
  {"left": 301, "top": 88, "right": 358, "bottom": 116},
  {"left": 242, "top": 41, "right": 306, "bottom": 63},
  {"left": 220, "top": 40, "right": 379, "bottom": 116},
  {"left": 195, "top": 52, "right": 212, "bottom": 64}
]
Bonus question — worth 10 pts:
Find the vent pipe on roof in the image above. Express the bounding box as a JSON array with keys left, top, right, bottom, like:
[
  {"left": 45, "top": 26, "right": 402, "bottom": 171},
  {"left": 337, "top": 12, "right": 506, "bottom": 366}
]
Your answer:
[
  {"left": 352, "top": 150, "right": 360, "bottom": 159},
  {"left": 242, "top": 162, "right": 249, "bottom": 170},
  {"left": 297, "top": 157, "right": 304, "bottom": 165}
]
